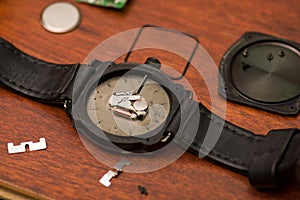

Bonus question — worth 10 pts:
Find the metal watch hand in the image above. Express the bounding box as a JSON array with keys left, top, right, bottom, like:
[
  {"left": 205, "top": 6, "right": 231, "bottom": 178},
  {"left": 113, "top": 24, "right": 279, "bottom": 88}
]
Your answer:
[{"left": 133, "top": 74, "right": 148, "bottom": 94}]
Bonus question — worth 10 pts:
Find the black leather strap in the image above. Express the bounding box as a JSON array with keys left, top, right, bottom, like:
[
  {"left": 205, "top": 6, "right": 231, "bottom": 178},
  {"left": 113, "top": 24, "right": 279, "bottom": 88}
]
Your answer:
[
  {"left": 0, "top": 37, "right": 79, "bottom": 103},
  {"left": 188, "top": 103, "right": 300, "bottom": 189}
]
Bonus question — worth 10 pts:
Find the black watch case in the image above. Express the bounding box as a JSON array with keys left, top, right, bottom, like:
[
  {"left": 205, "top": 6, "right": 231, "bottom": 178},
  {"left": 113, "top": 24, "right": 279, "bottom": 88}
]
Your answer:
[{"left": 67, "top": 58, "right": 197, "bottom": 153}]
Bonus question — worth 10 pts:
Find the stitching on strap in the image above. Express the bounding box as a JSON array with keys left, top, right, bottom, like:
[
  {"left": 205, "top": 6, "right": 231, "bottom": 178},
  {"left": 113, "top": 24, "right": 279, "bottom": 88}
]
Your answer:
[
  {"left": 0, "top": 71, "right": 59, "bottom": 96},
  {"left": 0, "top": 40, "right": 70, "bottom": 68},
  {"left": 0, "top": 40, "right": 76, "bottom": 96},
  {"left": 200, "top": 106, "right": 263, "bottom": 142},
  {"left": 209, "top": 149, "right": 248, "bottom": 167},
  {"left": 188, "top": 106, "right": 264, "bottom": 167}
]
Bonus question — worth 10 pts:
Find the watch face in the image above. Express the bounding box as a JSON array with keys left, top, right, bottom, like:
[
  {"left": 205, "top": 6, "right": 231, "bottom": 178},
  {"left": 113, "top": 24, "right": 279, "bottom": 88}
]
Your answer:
[
  {"left": 72, "top": 59, "right": 200, "bottom": 172},
  {"left": 73, "top": 61, "right": 191, "bottom": 154},
  {"left": 86, "top": 72, "right": 171, "bottom": 137}
]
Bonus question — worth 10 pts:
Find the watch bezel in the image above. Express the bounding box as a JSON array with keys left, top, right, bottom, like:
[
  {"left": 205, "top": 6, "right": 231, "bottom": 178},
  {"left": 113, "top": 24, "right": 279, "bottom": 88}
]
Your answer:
[{"left": 71, "top": 60, "right": 188, "bottom": 153}]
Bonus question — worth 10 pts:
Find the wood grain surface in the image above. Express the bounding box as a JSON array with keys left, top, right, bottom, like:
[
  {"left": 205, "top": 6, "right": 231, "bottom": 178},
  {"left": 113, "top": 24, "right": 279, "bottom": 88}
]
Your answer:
[{"left": 0, "top": 0, "right": 299, "bottom": 199}]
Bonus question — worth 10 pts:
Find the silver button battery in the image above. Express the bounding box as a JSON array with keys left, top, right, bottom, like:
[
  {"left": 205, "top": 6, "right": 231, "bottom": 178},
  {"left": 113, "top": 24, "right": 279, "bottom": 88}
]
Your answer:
[{"left": 40, "top": 2, "right": 81, "bottom": 33}]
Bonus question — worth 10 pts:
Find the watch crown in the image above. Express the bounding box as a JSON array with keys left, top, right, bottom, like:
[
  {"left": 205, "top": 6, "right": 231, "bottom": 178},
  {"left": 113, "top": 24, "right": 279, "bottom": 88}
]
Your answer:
[{"left": 144, "top": 57, "right": 161, "bottom": 69}]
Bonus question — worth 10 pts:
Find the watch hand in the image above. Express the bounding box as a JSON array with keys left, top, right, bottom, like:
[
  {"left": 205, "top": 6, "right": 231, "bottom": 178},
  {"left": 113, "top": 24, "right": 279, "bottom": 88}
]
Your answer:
[{"left": 133, "top": 74, "right": 148, "bottom": 94}]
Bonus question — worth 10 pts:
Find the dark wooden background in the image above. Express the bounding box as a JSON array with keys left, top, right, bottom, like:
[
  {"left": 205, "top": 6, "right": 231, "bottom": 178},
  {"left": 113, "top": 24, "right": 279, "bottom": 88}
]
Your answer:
[{"left": 0, "top": 0, "right": 299, "bottom": 199}]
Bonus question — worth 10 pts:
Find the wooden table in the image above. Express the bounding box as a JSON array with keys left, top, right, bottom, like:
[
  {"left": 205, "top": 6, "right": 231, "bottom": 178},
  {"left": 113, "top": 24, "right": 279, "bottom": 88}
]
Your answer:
[{"left": 0, "top": 0, "right": 299, "bottom": 199}]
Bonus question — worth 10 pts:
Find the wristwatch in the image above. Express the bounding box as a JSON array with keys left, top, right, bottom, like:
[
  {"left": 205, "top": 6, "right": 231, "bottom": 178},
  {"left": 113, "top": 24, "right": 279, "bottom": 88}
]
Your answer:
[{"left": 0, "top": 36, "right": 299, "bottom": 189}]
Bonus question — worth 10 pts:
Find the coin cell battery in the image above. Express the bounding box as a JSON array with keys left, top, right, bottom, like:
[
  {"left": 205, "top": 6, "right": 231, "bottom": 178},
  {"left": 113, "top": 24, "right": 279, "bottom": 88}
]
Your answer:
[{"left": 40, "top": 2, "right": 81, "bottom": 33}]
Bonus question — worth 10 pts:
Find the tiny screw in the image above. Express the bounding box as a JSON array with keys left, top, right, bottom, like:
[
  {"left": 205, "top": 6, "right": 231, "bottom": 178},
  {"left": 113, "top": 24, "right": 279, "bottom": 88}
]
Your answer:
[
  {"left": 267, "top": 53, "right": 274, "bottom": 61},
  {"left": 138, "top": 186, "right": 148, "bottom": 196},
  {"left": 278, "top": 50, "right": 285, "bottom": 57},
  {"left": 222, "top": 87, "right": 228, "bottom": 93},
  {"left": 242, "top": 49, "right": 249, "bottom": 57},
  {"left": 290, "top": 106, "right": 295, "bottom": 110}
]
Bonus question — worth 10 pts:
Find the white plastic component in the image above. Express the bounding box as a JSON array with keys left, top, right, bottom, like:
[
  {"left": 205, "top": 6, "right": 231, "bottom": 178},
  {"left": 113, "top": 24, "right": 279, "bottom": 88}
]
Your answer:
[
  {"left": 99, "top": 170, "right": 117, "bottom": 187},
  {"left": 99, "top": 159, "right": 131, "bottom": 187},
  {"left": 7, "top": 138, "right": 47, "bottom": 154}
]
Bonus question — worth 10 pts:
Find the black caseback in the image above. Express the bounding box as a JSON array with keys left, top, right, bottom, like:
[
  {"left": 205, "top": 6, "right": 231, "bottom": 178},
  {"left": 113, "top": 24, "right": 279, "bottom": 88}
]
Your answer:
[{"left": 219, "top": 32, "right": 300, "bottom": 115}]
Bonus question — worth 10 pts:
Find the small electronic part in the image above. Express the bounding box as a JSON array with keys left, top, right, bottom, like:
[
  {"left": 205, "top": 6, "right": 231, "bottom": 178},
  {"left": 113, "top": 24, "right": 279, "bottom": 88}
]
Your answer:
[
  {"left": 76, "top": 0, "right": 128, "bottom": 9},
  {"left": 138, "top": 186, "right": 148, "bottom": 196},
  {"left": 7, "top": 138, "right": 47, "bottom": 154},
  {"left": 108, "top": 74, "right": 149, "bottom": 120},
  {"left": 99, "top": 159, "right": 131, "bottom": 187}
]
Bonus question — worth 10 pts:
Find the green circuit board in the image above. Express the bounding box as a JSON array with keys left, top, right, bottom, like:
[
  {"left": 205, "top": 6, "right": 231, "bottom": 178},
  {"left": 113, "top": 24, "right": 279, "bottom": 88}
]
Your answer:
[{"left": 76, "top": 0, "right": 128, "bottom": 9}]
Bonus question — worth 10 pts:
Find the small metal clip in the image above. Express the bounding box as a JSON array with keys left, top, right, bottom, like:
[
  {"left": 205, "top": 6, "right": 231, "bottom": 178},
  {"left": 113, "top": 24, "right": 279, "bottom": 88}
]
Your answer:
[
  {"left": 99, "top": 159, "right": 131, "bottom": 187},
  {"left": 7, "top": 138, "right": 47, "bottom": 154}
]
